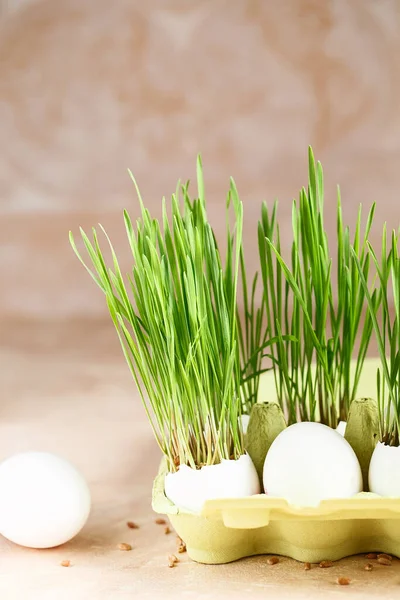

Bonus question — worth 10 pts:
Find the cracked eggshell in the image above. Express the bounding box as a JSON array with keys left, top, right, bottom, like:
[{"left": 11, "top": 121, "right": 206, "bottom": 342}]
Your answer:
[
  {"left": 164, "top": 453, "right": 260, "bottom": 513},
  {"left": 369, "top": 442, "right": 400, "bottom": 496},
  {"left": 263, "top": 422, "right": 363, "bottom": 507},
  {"left": 241, "top": 414, "right": 250, "bottom": 435}
]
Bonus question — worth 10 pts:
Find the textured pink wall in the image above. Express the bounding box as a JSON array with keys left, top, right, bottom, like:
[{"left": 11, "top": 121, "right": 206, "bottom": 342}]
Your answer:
[{"left": 1, "top": 0, "right": 400, "bottom": 319}]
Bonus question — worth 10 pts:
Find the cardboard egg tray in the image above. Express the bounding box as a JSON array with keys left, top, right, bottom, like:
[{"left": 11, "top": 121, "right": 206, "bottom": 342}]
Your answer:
[
  {"left": 152, "top": 359, "right": 400, "bottom": 564},
  {"left": 153, "top": 474, "right": 400, "bottom": 563}
]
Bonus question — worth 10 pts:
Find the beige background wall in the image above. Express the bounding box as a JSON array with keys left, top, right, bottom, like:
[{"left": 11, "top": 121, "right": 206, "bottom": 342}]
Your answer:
[{"left": 1, "top": 0, "right": 400, "bottom": 321}]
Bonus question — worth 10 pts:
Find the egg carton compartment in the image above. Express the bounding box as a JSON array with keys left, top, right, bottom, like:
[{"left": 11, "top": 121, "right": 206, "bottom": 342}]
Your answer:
[{"left": 152, "top": 461, "right": 400, "bottom": 564}]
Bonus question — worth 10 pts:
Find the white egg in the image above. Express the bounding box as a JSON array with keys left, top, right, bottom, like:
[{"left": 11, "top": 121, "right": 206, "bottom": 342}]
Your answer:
[
  {"left": 369, "top": 442, "right": 400, "bottom": 496},
  {"left": 165, "top": 454, "right": 260, "bottom": 513},
  {"left": 0, "top": 452, "right": 91, "bottom": 548},
  {"left": 263, "top": 422, "right": 363, "bottom": 506}
]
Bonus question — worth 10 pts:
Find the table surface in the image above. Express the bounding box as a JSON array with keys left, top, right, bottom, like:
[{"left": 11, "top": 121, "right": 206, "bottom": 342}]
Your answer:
[{"left": 2, "top": 318, "right": 400, "bottom": 600}]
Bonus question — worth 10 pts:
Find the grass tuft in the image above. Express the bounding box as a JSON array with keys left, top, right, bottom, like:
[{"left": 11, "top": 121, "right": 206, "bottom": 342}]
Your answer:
[
  {"left": 352, "top": 228, "right": 400, "bottom": 445},
  {"left": 258, "top": 147, "right": 376, "bottom": 427},
  {"left": 70, "top": 158, "right": 266, "bottom": 469}
]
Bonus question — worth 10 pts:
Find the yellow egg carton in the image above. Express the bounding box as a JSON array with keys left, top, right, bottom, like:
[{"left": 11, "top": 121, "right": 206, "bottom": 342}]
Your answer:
[
  {"left": 152, "top": 359, "right": 400, "bottom": 564},
  {"left": 153, "top": 468, "right": 400, "bottom": 564}
]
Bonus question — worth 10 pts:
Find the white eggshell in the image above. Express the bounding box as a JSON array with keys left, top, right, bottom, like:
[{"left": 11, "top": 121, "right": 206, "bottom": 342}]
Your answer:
[
  {"left": 241, "top": 414, "right": 250, "bottom": 435},
  {"left": 0, "top": 452, "right": 91, "bottom": 548},
  {"left": 164, "top": 453, "right": 260, "bottom": 513},
  {"left": 336, "top": 421, "right": 347, "bottom": 436},
  {"left": 263, "top": 422, "right": 363, "bottom": 506},
  {"left": 369, "top": 442, "right": 400, "bottom": 496}
]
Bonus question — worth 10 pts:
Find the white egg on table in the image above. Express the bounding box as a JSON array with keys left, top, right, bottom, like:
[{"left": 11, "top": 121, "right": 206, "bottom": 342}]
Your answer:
[
  {"left": 0, "top": 452, "right": 91, "bottom": 548},
  {"left": 263, "top": 422, "right": 362, "bottom": 506}
]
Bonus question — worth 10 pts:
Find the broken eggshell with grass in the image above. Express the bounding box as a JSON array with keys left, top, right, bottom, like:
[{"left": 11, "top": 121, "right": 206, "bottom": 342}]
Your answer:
[
  {"left": 164, "top": 454, "right": 260, "bottom": 513},
  {"left": 263, "top": 422, "right": 363, "bottom": 506},
  {"left": 369, "top": 442, "right": 400, "bottom": 497}
]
